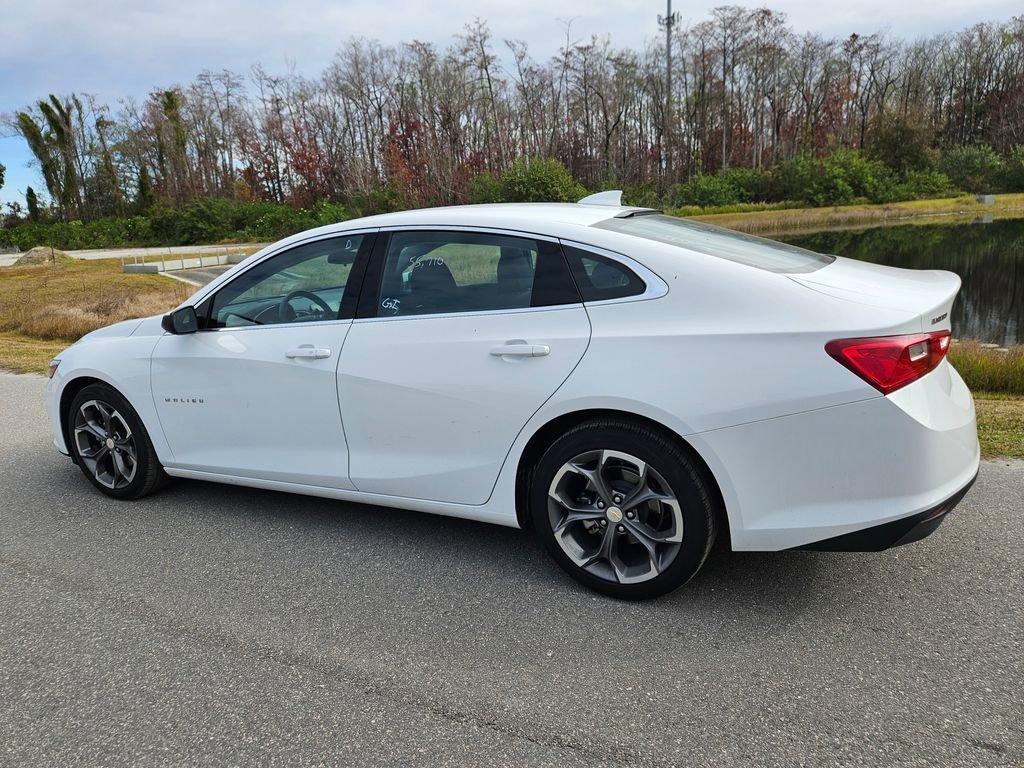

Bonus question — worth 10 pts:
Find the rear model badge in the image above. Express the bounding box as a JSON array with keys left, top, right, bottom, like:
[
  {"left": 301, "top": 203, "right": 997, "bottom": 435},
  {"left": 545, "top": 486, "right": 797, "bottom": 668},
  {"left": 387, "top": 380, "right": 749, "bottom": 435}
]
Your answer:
[
  {"left": 931, "top": 312, "right": 947, "bottom": 325},
  {"left": 165, "top": 397, "right": 205, "bottom": 404}
]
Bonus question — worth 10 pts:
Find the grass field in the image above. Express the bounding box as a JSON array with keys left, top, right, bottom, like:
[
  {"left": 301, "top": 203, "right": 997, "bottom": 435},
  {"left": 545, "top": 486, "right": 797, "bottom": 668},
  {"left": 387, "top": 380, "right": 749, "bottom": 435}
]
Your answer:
[
  {"left": 0, "top": 332, "right": 68, "bottom": 375},
  {"left": 949, "top": 342, "right": 1024, "bottom": 396},
  {"left": 974, "top": 394, "right": 1024, "bottom": 459},
  {"left": 0, "top": 257, "right": 188, "bottom": 373},
  {"left": 682, "top": 193, "right": 1024, "bottom": 236}
]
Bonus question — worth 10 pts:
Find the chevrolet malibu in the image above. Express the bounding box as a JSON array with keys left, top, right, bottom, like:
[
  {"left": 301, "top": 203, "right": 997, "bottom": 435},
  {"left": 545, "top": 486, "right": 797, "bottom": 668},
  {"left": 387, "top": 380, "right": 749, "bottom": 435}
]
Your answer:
[{"left": 45, "top": 193, "right": 979, "bottom": 599}]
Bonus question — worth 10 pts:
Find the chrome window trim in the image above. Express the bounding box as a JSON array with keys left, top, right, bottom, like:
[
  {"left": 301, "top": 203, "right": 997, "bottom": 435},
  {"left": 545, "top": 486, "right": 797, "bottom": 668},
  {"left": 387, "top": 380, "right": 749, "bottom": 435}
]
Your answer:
[
  {"left": 353, "top": 303, "right": 584, "bottom": 325},
  {"left": 194, "top": 318, "right": 354, "bottom": 334},
  {"left": 375, "top": 223, "right": 560, "bottom": 244},
  {"left": 558, "top": 238, "right": 669, "bottom": 305}
]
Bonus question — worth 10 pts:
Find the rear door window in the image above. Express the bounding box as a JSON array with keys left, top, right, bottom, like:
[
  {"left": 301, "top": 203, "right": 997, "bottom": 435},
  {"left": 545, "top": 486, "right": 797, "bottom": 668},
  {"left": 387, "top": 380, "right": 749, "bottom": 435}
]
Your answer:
[{"left": 373, "top": 231, "right": 578, "bottom": 317}]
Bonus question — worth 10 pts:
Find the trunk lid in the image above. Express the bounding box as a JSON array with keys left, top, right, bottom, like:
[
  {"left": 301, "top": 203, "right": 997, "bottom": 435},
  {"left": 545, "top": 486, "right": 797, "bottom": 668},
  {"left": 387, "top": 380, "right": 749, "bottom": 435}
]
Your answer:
[{"left": 789, "top": 256, "right": 960, "bottom": 333}]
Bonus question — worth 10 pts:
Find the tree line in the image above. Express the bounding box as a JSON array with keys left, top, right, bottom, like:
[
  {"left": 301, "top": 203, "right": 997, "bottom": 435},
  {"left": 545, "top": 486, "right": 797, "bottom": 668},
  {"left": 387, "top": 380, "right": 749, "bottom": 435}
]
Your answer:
[{"left": 5, "top": 7, "right": 1024, "bottom": 223}]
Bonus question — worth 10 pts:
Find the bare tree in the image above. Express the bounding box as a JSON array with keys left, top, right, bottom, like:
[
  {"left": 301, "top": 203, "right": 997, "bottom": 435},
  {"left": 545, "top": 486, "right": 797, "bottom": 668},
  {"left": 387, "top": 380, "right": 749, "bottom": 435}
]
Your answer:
[{"left": 8, "top": 11, "right": 1023, "bottom": 213}]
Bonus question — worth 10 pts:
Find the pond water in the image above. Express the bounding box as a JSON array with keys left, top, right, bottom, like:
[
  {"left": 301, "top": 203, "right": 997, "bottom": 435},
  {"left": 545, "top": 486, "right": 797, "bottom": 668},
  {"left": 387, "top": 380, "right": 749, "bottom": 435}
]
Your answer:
[{"left": 781, "top": 219, "right": 1024, "bottom": 346}]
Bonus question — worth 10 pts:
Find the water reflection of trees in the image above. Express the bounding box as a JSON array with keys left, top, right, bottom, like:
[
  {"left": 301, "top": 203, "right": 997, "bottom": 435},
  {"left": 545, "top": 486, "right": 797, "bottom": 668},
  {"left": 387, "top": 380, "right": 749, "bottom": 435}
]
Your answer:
[{"left": 784, "top": 221, "right": 1024, "bottom": 346}]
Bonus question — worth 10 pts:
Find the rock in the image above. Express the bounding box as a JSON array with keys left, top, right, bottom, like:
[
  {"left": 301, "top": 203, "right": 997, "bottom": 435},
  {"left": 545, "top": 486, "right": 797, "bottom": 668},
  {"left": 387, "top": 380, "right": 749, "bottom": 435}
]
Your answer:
[{"left": 12, "top": 246, "right": 73, "bottom": 266}]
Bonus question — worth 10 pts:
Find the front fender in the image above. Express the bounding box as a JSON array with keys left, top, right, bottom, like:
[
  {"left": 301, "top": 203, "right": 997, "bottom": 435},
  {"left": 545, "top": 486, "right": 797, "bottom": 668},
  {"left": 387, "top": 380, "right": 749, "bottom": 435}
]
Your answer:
[{"left": 47, "top": 334, "right": 169, "bottom": 461}]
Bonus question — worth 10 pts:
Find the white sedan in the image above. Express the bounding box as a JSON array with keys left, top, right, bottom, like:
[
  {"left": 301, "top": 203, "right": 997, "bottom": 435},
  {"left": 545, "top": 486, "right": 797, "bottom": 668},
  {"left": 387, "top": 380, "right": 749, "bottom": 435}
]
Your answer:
[{"left": 45, "top": 193, "right": 979, "bottom": 599}]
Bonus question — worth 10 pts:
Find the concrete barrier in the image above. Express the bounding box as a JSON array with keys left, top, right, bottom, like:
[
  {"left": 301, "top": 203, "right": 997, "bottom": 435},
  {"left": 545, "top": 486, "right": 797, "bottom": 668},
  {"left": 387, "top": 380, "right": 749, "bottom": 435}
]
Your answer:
[{"left": 123, "top": 264, "right": 161, "bottom": 274}]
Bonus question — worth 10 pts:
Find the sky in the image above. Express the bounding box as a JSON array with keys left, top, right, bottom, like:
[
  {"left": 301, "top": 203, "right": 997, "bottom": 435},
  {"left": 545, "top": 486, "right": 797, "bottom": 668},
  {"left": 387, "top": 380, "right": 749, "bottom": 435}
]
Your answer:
[{"left": 1, "top": 0, "right": 1020, "bottom": 205}]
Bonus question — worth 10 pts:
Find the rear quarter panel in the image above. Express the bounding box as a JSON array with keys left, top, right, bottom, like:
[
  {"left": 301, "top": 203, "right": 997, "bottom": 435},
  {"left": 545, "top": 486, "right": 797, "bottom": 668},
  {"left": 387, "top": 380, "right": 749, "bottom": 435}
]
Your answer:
[{"left": 556, "top": 243, "right": 916, "bottom": 435}]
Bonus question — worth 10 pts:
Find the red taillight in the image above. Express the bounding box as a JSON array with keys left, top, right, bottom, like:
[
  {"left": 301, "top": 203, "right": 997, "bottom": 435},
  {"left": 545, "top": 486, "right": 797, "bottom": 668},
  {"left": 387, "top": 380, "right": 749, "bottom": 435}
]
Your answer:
[{"left": 825, "top": 330, "right": 951, "bottom": 395}]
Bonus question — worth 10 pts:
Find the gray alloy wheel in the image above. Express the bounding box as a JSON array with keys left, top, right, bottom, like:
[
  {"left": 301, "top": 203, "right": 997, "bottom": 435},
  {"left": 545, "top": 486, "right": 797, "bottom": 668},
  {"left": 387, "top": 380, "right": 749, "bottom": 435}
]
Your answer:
[
  {"left": 73, "top": 399, "right": 139, "bottom": 490},
  {"left": 547, "top": 449, "right": 684, "bottom": 585}
]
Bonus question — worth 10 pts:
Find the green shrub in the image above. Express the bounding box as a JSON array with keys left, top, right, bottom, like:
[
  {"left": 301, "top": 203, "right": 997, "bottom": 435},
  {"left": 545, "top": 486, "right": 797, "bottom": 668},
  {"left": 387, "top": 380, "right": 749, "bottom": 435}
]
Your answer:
[
  {"left": 819, "top": 150, "right": 897, "bottom": 204},
  {"left": 898, "top": 170, "right": 953, "bottom": 199},
  {"left": 719, "top": 167, "right": 773, "bottom": 202},
  {"left": 499, "top": 158, "right": 586, "bottom": 203},
  {"left": 0, "top": 199, "right": 353, "bottom": 251},
  {"left": 766, "top": 150, "right": 903, "bottom": 206},
  {"left": 670, "top": 174, "right": 743, "bottom": 207},
  {"left": 349, "top": 184, "right": 406, "bottom": 216},
  {"left": 938, "top": 145, "right": 1003, "bottom": 193},
  {"left": 1001, "top": 145, "right": 1024, "bottom": 192},
  {"left": 310, "top": 200, "right": 349, "bottom": 228},
  {"left": 810, "top": 166, "right": 857, "bottom": 206},
  {"left": 622, "top": 181, "right": 661, "bottom": 209},
  {"left": 236, "top": 202, "right": 315, "bottom": 240},
  {"left": 770, "top": 155, "right": 818, "bottom": 202},
  {"left": 667, "top": 167, "right": 775, "bottom": 208},
  {"left": 864, "top": 172, "right": 904, "bottom": 203},
  {"left": 867, "top": 116, "right": 934, "bottom": 173},
  {"left": 468, "top": 172, "right": 503, "bottom": 204}
]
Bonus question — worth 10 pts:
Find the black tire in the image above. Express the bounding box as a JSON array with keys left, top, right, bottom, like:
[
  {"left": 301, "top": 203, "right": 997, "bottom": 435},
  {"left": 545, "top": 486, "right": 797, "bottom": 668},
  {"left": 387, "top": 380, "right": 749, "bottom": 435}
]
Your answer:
[
  {"left": 67, "top": 383, "right": 169, "bottom": 500},
  {"left": 529, "top": 418, "right": 717, "bottom": 600}
]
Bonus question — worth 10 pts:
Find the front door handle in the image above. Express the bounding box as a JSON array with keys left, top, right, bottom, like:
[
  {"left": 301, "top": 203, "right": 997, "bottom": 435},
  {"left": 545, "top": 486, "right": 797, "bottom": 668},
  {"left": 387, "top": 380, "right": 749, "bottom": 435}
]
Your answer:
[
  {"left": 489, "top": 343, "right": 550, "bottom": 358},
  {"left": 286, "top": 345, "right": 331, "bottom": 359}
]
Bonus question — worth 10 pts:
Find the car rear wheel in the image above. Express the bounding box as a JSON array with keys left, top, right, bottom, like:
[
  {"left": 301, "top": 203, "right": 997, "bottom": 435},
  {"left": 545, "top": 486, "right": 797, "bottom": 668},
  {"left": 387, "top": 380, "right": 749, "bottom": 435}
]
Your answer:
[
  {"left": 530, "top": 419, "right": 717, "bottom": 600},
  {"left": 68, "top": 383, "right": 168, "bottom": 500}
]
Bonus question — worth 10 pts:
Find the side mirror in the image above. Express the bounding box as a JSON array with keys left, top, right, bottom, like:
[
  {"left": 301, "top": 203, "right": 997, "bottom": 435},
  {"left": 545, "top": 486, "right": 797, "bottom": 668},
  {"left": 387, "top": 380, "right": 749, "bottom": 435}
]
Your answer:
[{"left": 161, "top": 305, "right": 199, "bottom": 334}]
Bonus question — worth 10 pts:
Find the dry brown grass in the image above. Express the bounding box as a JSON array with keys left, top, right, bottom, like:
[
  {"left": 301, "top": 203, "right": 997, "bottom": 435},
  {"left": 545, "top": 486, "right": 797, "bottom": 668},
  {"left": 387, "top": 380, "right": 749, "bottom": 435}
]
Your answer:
[
  {"left": 680, "top": 193, "right": 1024, "bottom": 236},
  {"left": 0, "top": 332, "right": 67, "bottom": 375},
  {"left": 974, "top": 394, "right": 1024, "bottom": 459},
  {"left": 949, "top": 342, "right": 1024, "bottom": 396},
  {"left": 0, "top": 258, "right": 189, "bottom": 347}
]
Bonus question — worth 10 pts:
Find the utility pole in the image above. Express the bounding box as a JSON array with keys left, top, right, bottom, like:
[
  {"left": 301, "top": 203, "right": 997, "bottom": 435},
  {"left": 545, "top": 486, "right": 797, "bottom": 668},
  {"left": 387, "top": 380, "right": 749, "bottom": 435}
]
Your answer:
[{"left": 658, "top": 0, "right": 681, "bottom": 176}]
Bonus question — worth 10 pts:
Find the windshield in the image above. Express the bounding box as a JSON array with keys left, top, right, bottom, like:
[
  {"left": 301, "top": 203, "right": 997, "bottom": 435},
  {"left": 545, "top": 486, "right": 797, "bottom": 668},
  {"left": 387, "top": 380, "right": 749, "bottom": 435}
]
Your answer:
[{"left": 594, "top": 214, "right": 834, "bottom": 274}]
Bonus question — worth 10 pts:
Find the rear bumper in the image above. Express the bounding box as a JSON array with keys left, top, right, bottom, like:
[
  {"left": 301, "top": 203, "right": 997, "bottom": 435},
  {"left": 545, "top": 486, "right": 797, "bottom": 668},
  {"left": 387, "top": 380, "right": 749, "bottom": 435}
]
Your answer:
[{"left": 795, "top": 470, "right": 977, "bottom": 551}]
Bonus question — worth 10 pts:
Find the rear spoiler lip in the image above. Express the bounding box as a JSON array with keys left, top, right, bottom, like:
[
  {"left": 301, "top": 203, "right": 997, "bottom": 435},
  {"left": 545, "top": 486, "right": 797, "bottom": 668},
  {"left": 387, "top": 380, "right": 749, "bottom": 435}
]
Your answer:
[{"left": 787, "top": 259, "right": 961, "bottom": 333}]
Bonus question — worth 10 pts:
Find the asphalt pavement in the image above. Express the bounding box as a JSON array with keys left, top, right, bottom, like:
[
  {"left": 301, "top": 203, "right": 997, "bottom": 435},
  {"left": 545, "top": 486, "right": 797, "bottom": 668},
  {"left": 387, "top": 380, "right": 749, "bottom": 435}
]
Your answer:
[{"left": 0, "top": 371, "right": 1020, "bottom": 767}]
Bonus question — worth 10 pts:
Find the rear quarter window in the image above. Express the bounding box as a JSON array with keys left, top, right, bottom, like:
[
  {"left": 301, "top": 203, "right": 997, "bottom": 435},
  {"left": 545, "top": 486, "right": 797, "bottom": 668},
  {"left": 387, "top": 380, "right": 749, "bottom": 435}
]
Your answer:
[
  {"left": 562, "top": 245, "right": 646, "bottom": 302},
  {"left": 594, "top": 214, "right": 833, "bottom": 274}
]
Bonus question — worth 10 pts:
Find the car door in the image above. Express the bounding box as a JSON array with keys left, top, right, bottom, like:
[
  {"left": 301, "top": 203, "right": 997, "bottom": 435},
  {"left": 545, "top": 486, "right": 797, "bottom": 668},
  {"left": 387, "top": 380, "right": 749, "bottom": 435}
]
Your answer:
[
  {"left": 151, "top": 232, "right": 374, "bottom": 488},
  {"left": 338, "top": 228, "right": 591, "bottom": 505}
]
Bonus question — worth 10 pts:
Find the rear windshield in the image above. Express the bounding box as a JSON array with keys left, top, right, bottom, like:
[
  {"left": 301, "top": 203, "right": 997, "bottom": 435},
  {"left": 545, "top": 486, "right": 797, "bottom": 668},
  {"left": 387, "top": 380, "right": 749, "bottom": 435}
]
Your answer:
[{"left": 593, "top": 213, "right": 834, "bottom": 274}]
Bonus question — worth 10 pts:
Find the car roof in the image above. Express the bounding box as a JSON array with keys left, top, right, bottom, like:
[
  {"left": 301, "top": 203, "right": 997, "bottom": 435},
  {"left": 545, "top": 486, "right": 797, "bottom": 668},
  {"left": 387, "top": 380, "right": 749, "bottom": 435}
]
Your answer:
[{"left": 325, "top": 202, "right": 649, "bottom": 236}]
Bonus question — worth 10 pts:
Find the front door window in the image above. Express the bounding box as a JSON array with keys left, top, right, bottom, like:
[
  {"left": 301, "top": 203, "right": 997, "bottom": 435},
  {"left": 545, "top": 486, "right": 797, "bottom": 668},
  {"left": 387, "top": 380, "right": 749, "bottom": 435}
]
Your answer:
[{"left": 209, "top": 235, "right": 364, "bottom": 328}]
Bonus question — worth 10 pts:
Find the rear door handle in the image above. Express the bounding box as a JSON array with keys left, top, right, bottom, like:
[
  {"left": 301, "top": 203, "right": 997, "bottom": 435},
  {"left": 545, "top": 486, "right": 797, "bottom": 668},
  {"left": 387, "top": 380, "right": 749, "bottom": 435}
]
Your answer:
[
  {"left": 286, "top": 345, "right": 331, "bottom": 359},
  {"left": 490, "top": 343, "right": 550, "bottom": 358}
]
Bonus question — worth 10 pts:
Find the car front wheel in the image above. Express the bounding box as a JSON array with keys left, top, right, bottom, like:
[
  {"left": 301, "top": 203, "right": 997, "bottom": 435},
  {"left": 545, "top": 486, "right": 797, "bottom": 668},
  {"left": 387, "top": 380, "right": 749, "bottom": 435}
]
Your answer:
[
  {"left": 530, "top": 419, "right": 718, "bottom": 600},
  {"left": 68, "top": 383, "right": 168, "bottom": 500}
]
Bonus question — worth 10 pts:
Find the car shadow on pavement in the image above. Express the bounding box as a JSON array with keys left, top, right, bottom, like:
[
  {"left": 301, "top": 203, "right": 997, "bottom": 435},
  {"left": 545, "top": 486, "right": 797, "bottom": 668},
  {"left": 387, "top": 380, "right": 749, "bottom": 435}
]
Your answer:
[{"left": 154, "top": 477, "right": 877, "bottom": 620}]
